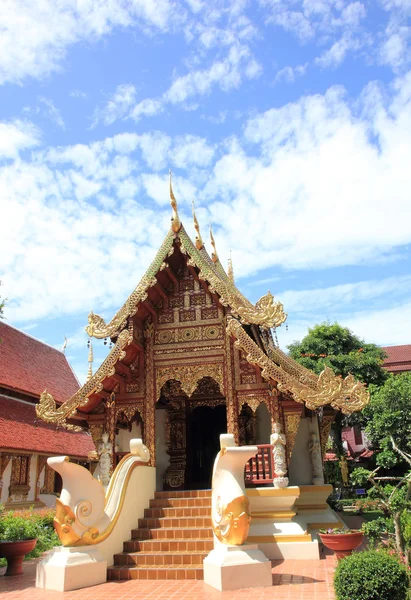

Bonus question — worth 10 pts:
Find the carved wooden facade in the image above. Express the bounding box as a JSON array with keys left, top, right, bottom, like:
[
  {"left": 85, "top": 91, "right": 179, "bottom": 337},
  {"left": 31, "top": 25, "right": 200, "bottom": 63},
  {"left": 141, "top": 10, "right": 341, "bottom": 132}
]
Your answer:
[{"left": 35, "top": 189, "right": 369, "bottom": 489}]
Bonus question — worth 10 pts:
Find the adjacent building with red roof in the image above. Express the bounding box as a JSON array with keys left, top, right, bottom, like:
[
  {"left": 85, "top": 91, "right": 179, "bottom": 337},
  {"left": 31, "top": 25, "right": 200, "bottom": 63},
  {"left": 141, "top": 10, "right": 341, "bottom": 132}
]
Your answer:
[
  {"left": 0, "top": 321, "right": 95, "bottom": 509},
  {"left": 381, "top": 344, "right": 411, "bottom": 374}
]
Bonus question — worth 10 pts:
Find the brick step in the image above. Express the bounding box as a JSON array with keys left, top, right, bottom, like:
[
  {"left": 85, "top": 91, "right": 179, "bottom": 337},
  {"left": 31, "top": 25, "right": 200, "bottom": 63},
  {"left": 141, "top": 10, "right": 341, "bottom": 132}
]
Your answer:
[
  {"left": 123, "top": 538, "right": 214, "bottom": 553},
  {"left": 149, "top": 497, "right": 212, "bottom": 509},
  {"left": 144, "top": 506, "right": 211, "bottom": 518},
  {"left": 132, "top": 526, "right": 213, "bottom": 540},
  {"left": 154, "top": 490, "right": 211, "bottom": 499},
  {"left": 139, "top": 516, "right": 210, "bottom": 528},
  {"left": 114, "top": 550, "right": 208, "bottom": 566},
  {"left": 108, "top": 564, "right": 204, "bottom": 581}
]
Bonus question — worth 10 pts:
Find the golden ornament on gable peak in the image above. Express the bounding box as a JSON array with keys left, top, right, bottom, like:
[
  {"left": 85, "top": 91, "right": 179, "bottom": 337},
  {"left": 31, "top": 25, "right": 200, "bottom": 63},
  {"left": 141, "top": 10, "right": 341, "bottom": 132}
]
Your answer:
[{"left": 169, "top": 170, "right": 182, "bottom": 234}]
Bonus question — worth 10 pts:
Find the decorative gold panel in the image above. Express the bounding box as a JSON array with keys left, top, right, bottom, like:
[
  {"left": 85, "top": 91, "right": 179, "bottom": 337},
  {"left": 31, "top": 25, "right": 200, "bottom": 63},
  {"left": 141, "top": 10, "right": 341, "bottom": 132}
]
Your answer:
[
  {"left": 227, "top": 318, "right": 369, "bottom": 414},
  {"left": 156, "top": 363, "right": 224, "bottom": 399}
]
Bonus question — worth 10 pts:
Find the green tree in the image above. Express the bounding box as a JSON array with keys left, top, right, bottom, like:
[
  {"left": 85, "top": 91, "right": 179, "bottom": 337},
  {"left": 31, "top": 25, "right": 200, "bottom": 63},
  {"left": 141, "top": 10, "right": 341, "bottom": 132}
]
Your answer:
[
  {"left": 288, "top": 322, "right": 388, "bottom": 386},
  {"left": 288, "top": 322, "right": 388, "bottom": 455},
  {"left": 364, "top": 373, "right": 411, "bottom": 468}
]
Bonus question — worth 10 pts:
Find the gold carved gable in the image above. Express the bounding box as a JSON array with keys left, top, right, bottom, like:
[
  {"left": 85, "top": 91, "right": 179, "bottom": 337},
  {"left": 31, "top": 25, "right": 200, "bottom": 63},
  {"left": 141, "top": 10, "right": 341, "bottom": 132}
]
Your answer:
[{"left": 156, "top": 363, "right": 224, "bottom": 399}]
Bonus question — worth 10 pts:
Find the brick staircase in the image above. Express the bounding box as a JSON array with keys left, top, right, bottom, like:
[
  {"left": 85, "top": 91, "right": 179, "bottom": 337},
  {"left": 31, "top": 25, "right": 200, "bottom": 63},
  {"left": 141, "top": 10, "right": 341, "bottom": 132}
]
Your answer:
[{"left": 107, "top": 489, "right": 213, "bottom": 581}]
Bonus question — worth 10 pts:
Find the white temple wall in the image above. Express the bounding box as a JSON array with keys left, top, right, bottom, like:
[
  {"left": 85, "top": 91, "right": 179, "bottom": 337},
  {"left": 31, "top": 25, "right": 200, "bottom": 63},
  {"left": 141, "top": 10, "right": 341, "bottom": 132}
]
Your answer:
[
  {"left": 116, "top": 422, "right": 142, "bottom": 453},
  {"left": 0, "top": 460, "right": 12, "bottom": 504},
  {"left": 256, "top": 403, "right": 271, "bottom": 444},
  {"left": 155, "top": 409, "right": 170, "bottom": 491},
  {"left": 288, "top": 417, "right": 319, "bottom": 486}
]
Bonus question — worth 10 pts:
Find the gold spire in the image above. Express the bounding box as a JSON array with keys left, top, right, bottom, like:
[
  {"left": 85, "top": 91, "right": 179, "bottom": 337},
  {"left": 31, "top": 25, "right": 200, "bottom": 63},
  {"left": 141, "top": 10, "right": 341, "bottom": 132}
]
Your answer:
[
  {"left": 228, "top": 251, "right": 234, "bottom": 283},
  {"left": 87, "top": 340, "right": 94, "bottom": 381},
  {"left": 210, "top": 224, "right": 218, "bottom": 263},
  {"left": 169, "top": 170, "right": 182, "bottom": 233},
  {"left": 192, "top": 201, "right": 204, "bottom": 250}
]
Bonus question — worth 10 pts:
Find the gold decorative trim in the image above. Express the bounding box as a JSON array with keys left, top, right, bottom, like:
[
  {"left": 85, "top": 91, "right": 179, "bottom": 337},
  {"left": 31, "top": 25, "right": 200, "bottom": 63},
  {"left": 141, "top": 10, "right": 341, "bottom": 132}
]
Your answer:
[
  {"left": 55, "top": 453, "right": 149, "bottom": 546},
  {"left": 178, "top": 227, "right": 287, "bottom": 329},
  {"left": 36, "top": 328, "right": 133, "bottom": 430},
  {"left": 86, "top": 230, "right": 174, "bottom": 338},
  {"left": 227, "top": 318, "right": 369, "bottom": 414},
  {"left": 246, "top": 487, "right": 300, "bottom": 498},
  {"left": 308, "top": 521, "right": 344, "bottom": 531},
  {"left": 251, "top": 511, "right": 296, "bottom": 520},
  {"left": 213, "top": 495, "right": 251, "bottom": 546},
  {"left": 156, "top": 363, "right": 224, "bottom": 399}
]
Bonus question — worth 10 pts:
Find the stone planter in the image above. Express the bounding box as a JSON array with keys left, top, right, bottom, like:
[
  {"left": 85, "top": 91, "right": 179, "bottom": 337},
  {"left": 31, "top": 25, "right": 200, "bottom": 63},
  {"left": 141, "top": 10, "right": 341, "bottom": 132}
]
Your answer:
[
  {"left": 0, "top": 539, "right": 37, "bottom": 576},
  {"left": 319, "top": 531, "right": 364, "bottom": 560}
]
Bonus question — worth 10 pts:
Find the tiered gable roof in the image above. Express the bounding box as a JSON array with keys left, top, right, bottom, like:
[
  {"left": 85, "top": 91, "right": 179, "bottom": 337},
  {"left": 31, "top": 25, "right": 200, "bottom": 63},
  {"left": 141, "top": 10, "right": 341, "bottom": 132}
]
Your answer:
[
  {"left": 0, "top": 395, "right": 94, "bottom": 457},
  {"left": 382, "top": 344, "right": 411, "bottom": 373},
  {"left": 36, "top": 180, "right": 370, "bottom": 430},
  {"left": 0, "top": 322, "right": 79, "bottom": 402}
]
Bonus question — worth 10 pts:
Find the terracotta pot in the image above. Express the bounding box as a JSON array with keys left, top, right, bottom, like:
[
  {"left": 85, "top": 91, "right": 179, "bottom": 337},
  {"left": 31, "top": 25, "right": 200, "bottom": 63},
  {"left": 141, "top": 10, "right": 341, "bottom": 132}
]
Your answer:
[
  {"left": 319, "top": 531, "right": 364, "bottom": 560},
  {"left": 0, "top": 539, "right": 37, "bottom": 576}
]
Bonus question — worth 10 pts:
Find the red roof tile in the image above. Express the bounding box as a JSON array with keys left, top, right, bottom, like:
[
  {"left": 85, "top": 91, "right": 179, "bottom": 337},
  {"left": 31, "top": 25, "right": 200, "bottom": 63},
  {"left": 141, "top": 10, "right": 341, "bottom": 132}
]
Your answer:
[
  {"left": 0, "top": 322, "right": 79, "bottom": 403},
  {"left": 0, "top": 395, "right": 95, "bottom": 457},
  {"left": 381, "top": 344, "right": 411, "bottom": 373}
]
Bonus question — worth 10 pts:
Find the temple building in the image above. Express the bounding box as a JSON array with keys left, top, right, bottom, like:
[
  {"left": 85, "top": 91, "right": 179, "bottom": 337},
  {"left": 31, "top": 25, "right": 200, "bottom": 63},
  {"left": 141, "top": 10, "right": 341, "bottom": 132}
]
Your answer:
[
  {"left": 36, "top": 178, "right": 368, "bottom": 496},
  {"left": 0, "top": 322, "right": 95, "bottom": 509}
]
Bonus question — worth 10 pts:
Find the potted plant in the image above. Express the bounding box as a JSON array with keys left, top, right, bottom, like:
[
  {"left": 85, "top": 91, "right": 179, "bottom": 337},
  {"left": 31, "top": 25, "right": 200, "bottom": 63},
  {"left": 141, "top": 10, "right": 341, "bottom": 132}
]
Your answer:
[
  {"left": 0, "top": 512, "right": 37, "bottom": 576},
  {"left": 319, "top": 527, "right": 364, "bottom": 560}
]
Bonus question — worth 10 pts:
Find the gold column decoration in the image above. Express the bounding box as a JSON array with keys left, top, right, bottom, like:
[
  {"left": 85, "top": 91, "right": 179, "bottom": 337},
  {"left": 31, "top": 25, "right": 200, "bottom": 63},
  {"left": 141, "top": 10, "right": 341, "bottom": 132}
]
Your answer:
[
  {"left": 224, "top": 326, "right": 239, "bottom": 444},
  {"left": 35, "top": 455, "right": 48, "bottom": 500},
  {"left": 144, "top": 321, "right": 156, "bottom": 466},
  {"left": 270, "top": 389, "right": 280, "bottom": 431},
  {"left": 41, "top": 462, "right": 55, "bottom": 494},
  {"left": 105, "top": 393, "right": 117, "bottom": 475},
  {"left": 319, "top": 414, "right": 336, "bottom": 460},
  {"left": 89, "top": 424, "right": 104, "bottom": 452},
  {"left": 284, "top": 413, "right": 301, "bottom": 461}
]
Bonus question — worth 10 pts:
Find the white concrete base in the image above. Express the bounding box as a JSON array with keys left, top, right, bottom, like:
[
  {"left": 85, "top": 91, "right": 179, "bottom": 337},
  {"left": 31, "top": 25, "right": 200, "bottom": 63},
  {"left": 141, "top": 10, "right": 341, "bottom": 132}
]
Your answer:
[
  {"left": 203, "top": 544, "right": 272, "bottom": 591},
  {"left": 257, "top": 540, "right": 320, "bottom": 560},
  {"left": 36, "top": 545, "right": 107, "bottom": 592}
]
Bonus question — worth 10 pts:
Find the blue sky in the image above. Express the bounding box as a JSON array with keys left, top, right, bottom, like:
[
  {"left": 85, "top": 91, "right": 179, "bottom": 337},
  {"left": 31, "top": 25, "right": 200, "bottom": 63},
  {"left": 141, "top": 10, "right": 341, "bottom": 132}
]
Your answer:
[{"left": 1, "top": 0, "right": 411, "bottom": 384}]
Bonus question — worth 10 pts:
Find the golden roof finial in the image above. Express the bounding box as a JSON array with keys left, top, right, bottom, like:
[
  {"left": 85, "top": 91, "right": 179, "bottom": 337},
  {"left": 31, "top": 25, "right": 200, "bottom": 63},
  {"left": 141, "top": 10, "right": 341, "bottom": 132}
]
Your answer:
[
  {"left": 210, "top": 223, "right": 218, "bottom": 263},
  {"left": 169, "top": 170, "right": 182, "bottom": 233},
  {"left": 228, "top": 251, "right": 234, "bottom": 283},
  {"left": 87, "top": 340, "right": 94, "bottom": 381},
  {"left": 192, "top": 200, "right": 204, "bottom": 250}
]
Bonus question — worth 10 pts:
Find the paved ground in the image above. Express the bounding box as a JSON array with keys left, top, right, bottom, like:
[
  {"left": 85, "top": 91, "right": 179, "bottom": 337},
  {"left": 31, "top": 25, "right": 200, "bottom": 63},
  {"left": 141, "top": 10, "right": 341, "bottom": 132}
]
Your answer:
[{"left": 0, "top": 551, "right": 336, "bottom": 600}]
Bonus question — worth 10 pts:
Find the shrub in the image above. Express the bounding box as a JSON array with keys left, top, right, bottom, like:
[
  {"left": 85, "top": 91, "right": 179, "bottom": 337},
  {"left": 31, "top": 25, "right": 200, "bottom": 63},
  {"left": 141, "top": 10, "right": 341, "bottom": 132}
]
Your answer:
[
  {"left": 334, "top": 550, "right": 410, "bottom": 600},
  {"left": 0, "top": 507, "right": 60, "bottom": 565}
]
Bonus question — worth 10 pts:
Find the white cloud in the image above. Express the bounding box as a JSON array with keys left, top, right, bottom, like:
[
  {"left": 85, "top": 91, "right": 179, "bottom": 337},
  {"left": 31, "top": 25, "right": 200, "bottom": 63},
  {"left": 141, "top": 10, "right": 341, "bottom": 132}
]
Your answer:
[
  {"left": 70, "top": 89, "right": 87, "bottom": 99},
  {"left": 100, "top": 42, "right": 262, "bottom": 126},
  {"left": 0, "top": 120, "right": 41, "bottom": 159},
  {"left": 0, "top": 0, "right": 182, "bottom": 85},
  {"left": 2, "top": 71, "right": 411, "bottom": 352},
  {"left": 274, "top": 63, "right": 308, "bottom": 84},
  {"left": 38, "top": 97, "right": 65, "bottom": 129},
  {"left": 279, "top": 276, "right": 411, "bottom": 314},
  {"left": 92, "top": 84, "right": 138, "bottom": 127},
  {"left": 130, "top": 98, "right": 165, "bottom": 122}
]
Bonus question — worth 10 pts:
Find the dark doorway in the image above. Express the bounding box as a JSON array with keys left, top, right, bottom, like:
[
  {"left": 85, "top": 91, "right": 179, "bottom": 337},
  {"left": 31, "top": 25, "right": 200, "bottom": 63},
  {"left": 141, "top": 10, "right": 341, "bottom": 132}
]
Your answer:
[{"left": 187, "top": 404, "right": 227, "bottom": 489}]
